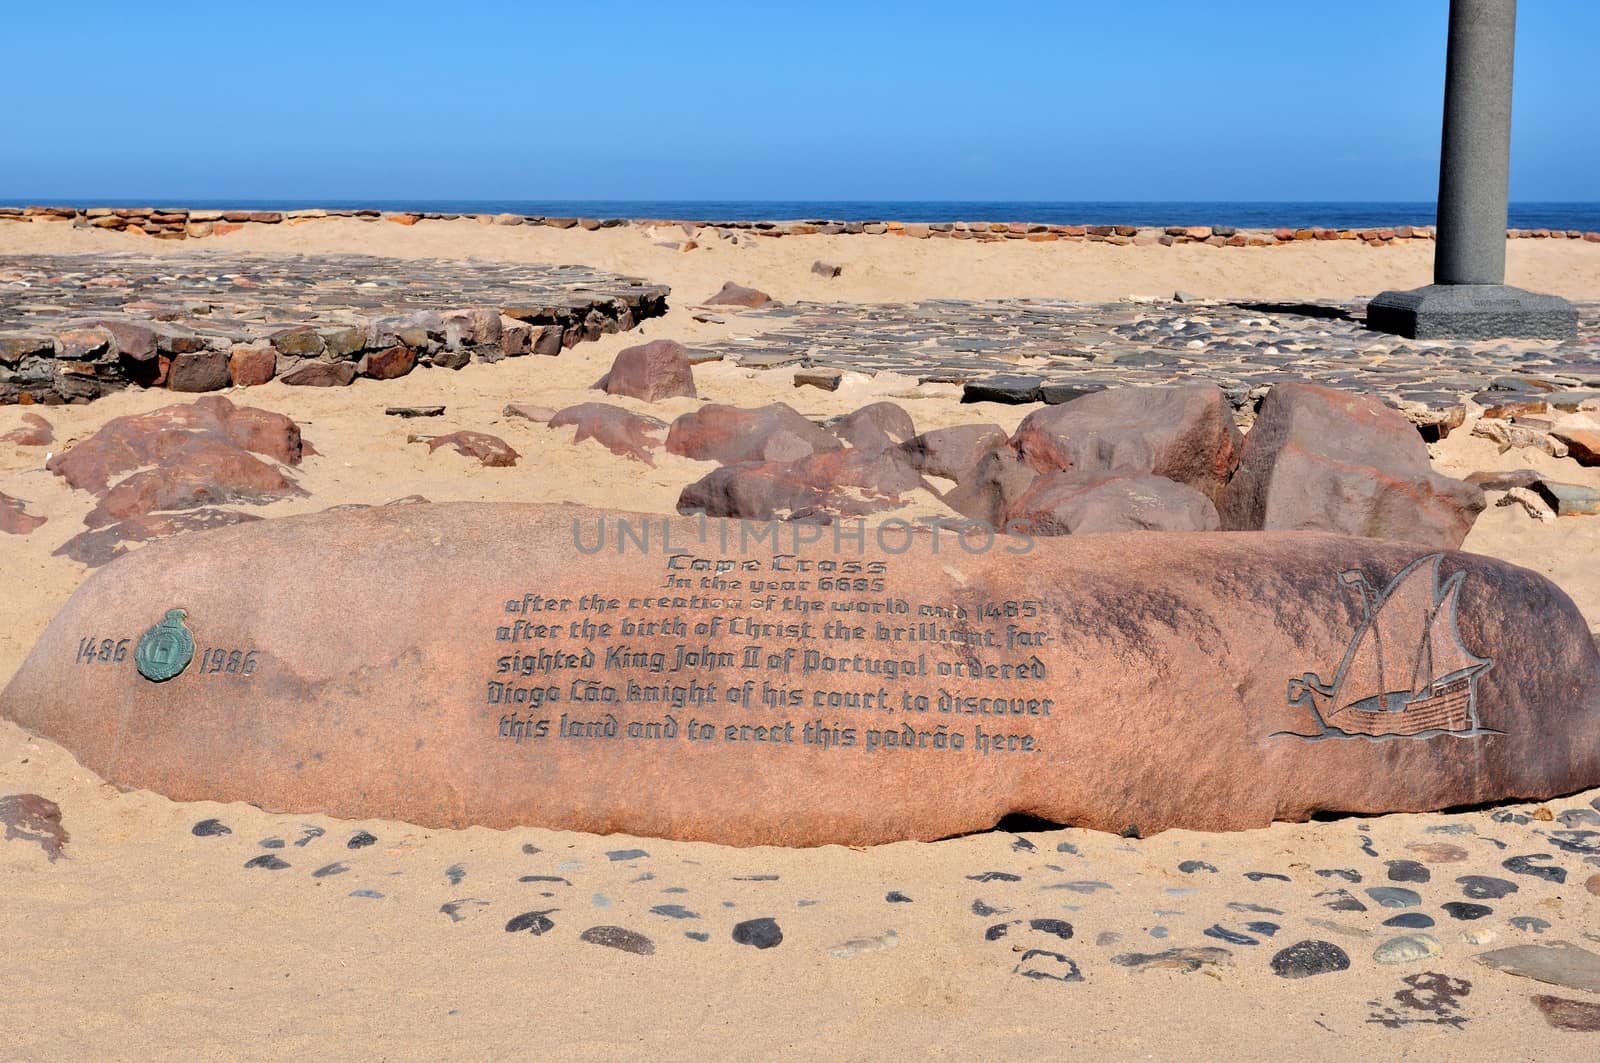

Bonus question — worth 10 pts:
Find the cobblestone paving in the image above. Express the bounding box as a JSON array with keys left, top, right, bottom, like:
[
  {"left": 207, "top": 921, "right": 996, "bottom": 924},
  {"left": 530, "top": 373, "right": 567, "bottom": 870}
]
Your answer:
[{"left": 705, "top": 298, "right": 1600, "bottom": 427}]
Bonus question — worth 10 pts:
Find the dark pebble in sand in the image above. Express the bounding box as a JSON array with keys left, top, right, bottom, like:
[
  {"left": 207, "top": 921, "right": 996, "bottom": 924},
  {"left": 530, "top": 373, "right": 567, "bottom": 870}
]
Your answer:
[
  {"left": 191, "top": 819, "right": 231, "bottom": 837},
  {"left": 1245, "top": 872, "right": 1291, "bottom": 883},
  {"left": 1205, "top": 925, "right": 1258, "bottom": 946},
  {"left": 1043, "top": 881, "right": 1114, "bottom": 894},
  {"left": 650, "top": 904, "right": 700, "bottom": 920},
  {"left": 1385, "top": 860, "right": 1431, "bottom": 883},
  {"left": 971, "top": 899, "right": 1010, "bottom": 917},
  {"left": 1442, "top": 901, "right": 1493, "bottom": 921},
  {"left": 347, "top": 831, "right": 377, "bottom": 849},
  {"left": 258, "top": 838, "right": 285, "bottom": 850},
  {"left": 295, "top": 826, "right": 324, "bottom": 847},
  {"left": 1315, "top": 889, "right": 1367, "bottom": 913},
  {"left": 1029, "top": 919, "right": 1074, "bottom": 941},
  {"left": 1557, "top": 809, "right": 1600, "bottom": 828},
  {"left": 606, "top": 849, "right": 649, "bottom": 862},
  {"left": 1112, "top": 947, "right": 1232, "bottom": 973},
  {"left": 732, "top": 875, "right": 779, "bottom": 882},
  {"left": 1533, "top": 994, "right": 1600, "bottom": 1032},
  {"left": 1056, "top": 842, "right": 1079, "bottom": 855},
  {"left": 312, "top": 862, "right": 349, "bottom": 878},
  {"left": 505, "top": 910, "right": 557, "bottom": 935},
  {"left": 1384, "top": 913, "right": 1436, "bottom": 929},
  {"left": 732, "top": 917, "right": 783, "bottom": 949},
  {"left": 886, "top": 891, "right": 912, "bottom": 903},
  {"left": 580, "top": 925, "right": 655, "bottom": 955},
  {"left": 1270, "top": 940, "right": 1351, "bottom": 979},
  {"left": 1012, "top": 836, "right": 1036, "bottom": 852},
  {"left": 1014, "top": 950, "right": 1083, "bottom": 982},
  {"left": 985, "top": 922, "right": 1015, "bottom": 941},
  {"left": 685, "top": 931, "right": 710, "bottom": 942},
  {"left": 446, "top": 864, "right": 465, "bottom": 886},
  {"left": 1492, "top": 810, "right": 1531, "bottom": 825},
  {"left": 1314, "top": 869, "right": 1361, "bottom": 883},
  {"left": 1504, "top": 854, "right": 1566, "bottom": 884},
  {"left": 1179, "top": 860, "right": 1218, "bottom": 874},
  {"left": 349, "top": 890, "right": 383, "bottom": 899},
  {"left": 967, "top": 871, "right": 1022, "bottom": 883},
  {"left": 518, "top": 875, "right": 571, "bottom": 885},
  {"left": 1227, "top": 902, "right": 1282, "bottom": 915},
  {"left": 1457, "top": 874, "right": 1519, "bottom": 900},
  {"left": 521, "top": 844, "right": 541, "bottom": 855},
  {"left": 1366, "top": 887, "right": 1422, "bottom": 909},
  {"left": 440, "top": 899, "right": 490, "bottom": 923},
  {"left": 1548, "top": 830, "right": 1600, "bottom": 855},
  {"left": 1245, "top": 922, "right": 1281, "bottom": 937},
  {"left": 1360, "top": 837, "right": 1379, "bottom": 857},
  {"left": 1120, "top": 824, "right": 1142, "bottom": 839},
  {"left": 1510, "top": 916, "right": 1551, "bottom": 933},
  {"left": 244, "top": 854, "right": 289, "bottom": 870}
]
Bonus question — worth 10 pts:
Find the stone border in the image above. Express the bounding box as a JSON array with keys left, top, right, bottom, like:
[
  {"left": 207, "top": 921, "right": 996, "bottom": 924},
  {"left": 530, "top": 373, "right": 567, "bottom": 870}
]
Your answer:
[{"left": 4, "top": 205, "right": 1599, "bottom": 245}]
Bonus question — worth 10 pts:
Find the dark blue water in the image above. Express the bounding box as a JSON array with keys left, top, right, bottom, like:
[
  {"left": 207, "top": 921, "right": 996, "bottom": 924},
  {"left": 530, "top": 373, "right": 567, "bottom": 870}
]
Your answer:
[{"left": 4, "top": 199, "right": 1598, "bottom": 230}]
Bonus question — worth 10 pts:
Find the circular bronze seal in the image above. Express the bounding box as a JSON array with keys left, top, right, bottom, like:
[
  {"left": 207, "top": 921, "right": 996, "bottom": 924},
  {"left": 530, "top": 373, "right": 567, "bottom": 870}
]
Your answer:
[{"left": 134, "top": 609, "right": 194, "bottom": 683}]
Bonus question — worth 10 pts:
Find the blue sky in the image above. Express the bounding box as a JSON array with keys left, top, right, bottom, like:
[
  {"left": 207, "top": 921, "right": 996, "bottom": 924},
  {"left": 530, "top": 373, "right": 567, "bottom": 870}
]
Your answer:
[{"left": 2, "top": 0, "right": 1595, "bottom": 202}]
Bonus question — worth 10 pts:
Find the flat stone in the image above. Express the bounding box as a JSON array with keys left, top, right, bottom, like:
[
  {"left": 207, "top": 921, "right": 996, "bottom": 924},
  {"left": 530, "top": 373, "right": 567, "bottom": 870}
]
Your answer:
[
  {"left": 1474, "top": 942, "right": 1600, "bottom": 993},
  {"left": 1269, "top": 940, "right": 1351, "bottom": 979},
  {"left": 4, "top": 505, "right": 1598, "bottom": 846},
  {"left": 1373, "top": 933, "right": 1442, "bottom": 965},
  {"left": 1367, "top": 284, "right": 1578, "bottom": 341},
  {"left": 794, "top": 369, "right": 843, "bottom": 392},
  {"left": 1532, "top": 480, "right": 1600, "bottom": 516},
  {"left": 1532, "top": 994, "right": 1600, "bottom": 1032},
  {"left": 962, "top": 376, "right": 1042, "bottom": 405},
  {"left": 386, "top": 406, "right": 445, "bottom": 418},
  {"left": 1111, "top": 947, "right": 1233, "bottom": 973},
  {"left": 425, "top": 431, "right": 518, "bottom": 467}
]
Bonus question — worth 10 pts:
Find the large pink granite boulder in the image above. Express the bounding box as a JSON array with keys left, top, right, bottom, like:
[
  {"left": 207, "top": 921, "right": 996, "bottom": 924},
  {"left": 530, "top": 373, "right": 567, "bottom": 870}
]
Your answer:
[
  {"left": 1007, "top": 472, "right": 1222, "bottom": 535},
  {"left": 677, "top": 447, "right": 928, "bottom": 521},
  {"left": 596, "top": 339, "right": 696, "bottom": 402},
  {"left": 666, "top": 403, "right": 842, "bottom": 465}
]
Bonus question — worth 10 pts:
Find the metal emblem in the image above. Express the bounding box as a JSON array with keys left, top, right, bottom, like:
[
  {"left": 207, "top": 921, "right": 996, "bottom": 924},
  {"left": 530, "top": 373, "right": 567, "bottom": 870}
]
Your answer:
[{"left": 134, "top": 609, "right": 194, "bottom": 683}]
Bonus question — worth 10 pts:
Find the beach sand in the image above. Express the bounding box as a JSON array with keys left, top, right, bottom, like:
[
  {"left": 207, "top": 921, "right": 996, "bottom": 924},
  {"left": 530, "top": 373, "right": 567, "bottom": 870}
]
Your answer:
[{"left": 2, "top": 221, "right": 1599, "bottom": 1061}]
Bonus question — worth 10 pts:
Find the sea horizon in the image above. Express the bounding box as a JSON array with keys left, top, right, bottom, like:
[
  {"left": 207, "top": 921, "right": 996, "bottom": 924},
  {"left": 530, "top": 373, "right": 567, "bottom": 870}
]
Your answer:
[{"left": 5, "top": 199, "right": 1600, "bottom": 231}]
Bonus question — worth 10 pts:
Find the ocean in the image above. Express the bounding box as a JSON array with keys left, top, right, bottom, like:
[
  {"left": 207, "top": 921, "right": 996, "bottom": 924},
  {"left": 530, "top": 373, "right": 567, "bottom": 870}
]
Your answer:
[{"left": 4, "top": 200, "right": 1600, "bottom": 231}]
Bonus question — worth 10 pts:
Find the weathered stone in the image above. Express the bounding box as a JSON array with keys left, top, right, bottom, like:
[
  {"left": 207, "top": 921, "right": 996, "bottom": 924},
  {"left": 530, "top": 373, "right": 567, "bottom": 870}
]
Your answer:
[
  {"left": 54, "top": 327, "right": 112, "bottom": 360},
  {"left": 426, "top": 431, "right": 518, "bottom": 467},
  {"left": 0, "top": 493, "right": 46, "bottom": 535},
  {"left": 1013, "top": 384, "right": 1242, "bottom": 506},
  {"left": 8, "top": 506, "right": 1594, "bottom": 845},
  {"left": 279, "top": 361, "right": 357, "bottom": 388},
  {"left": 54, "top": 509, "right": 265, "bottom": 568},
  {"left": 1373, "top": 934, "right": 1442, "bottom": 965},
  {"left": 228, "top": 344, "right": 276, "bottom": 387},
  {"left": 1552, "top": 428, "right": 1600, "bottom": 465},
  {"left": 92, "top": 319, "right": 157, "bottom": 362},
  {"left": 830, "top": 402, "right": 916, "bottom": 454},
  {"left": 548, "top": 404, "right": 667, "bottom": 464},
  {"left": 704, "top": 282, "right": 777, "bottom": 308},
  {"left": 1221, "top": 383, "right": 1485, "bottom": 548},
  {"left": 1531, "top": 480, "right": 1600, "bottom": 516},
  {"left": 963, "top": 376, "right": 1042, "bottom": 405},
  {"left": 0, "top": 333, "right": 54, "bottom": 366},
  {"left": 269, "top": 325, "right": 326, "bottom": 358},
  {"left": 811, "top": 260, "right": 843, "bottom": 279},
  {"left": 678, "top": 447, "right": 928, "bottom": 521},
  {"left": 359, "top": 346, "right": 417, "bottom": 380},
  {"left": 502, "top": 404, "right": 556, "bottom": 423},
  {"left": 1532, "top": 995, "right": 1600, "bottom": 1033},
  {"left": 1006, "top": 473, "right": 1222, "bottom": 535},
  {"left": 597, "top": 340, "right": 696, "bottom": 403},
  {"left": 166, "top": 350, "right": 231, "bottom": 393},
  {"left": 793, "top": 369, "right": 843, "bottom": 392},
  {"left": 1474, "top": 943, "right": 1600, "bottom": 994},
  {"left": 82, "top": 447, "right": 301, "bottom": 529},
  {"left": 899, "top": 425, "right": 1008, "bottom": 483},
  {"left": 0, "top": 412, "right": 53, "bottom": 446},
  {"left": 943, "top": 445, "right": 1040, "bottom": 528},
  {"left": 666, "top": 403, "right": 841, "bottom": 465}
]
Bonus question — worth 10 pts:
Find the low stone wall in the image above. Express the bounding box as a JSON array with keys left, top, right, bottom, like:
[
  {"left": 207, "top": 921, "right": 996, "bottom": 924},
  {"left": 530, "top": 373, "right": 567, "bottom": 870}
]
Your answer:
[
  {"left": 4, "top": 205, "right": 1598, "bottom": 246},
  {"left": 0, "top": 252, "right": 668, "bottom": 405}
]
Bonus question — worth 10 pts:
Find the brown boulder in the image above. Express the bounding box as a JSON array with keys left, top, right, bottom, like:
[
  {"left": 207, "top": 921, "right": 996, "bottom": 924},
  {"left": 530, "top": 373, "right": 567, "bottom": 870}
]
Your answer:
[
  {"left": 596, "top": 339, "right": 697, "bottom": 402},
  {"left": 704, "top": 282, "right": 778, "bottom": 308},
  {"left": 1007, "top": 473, "right": 1221, "bottom": 535},
  {"left": 678, "top": 446, "right": 928, "bottom": 521},
  {"left": 427, "top": 431, "right": 519, "bottom": 467},
  {"left": 269, "top": 325, "right": 326, "bottom": 358},
  {"left": 4, "top": 504, "right": 1597, "bottom": 846},
  {"left": 900, "top": 424, "right": 1008, "bottom": 482},
  {"left": 0, "top": 493, "right": 46, "bottom": 535},
  {"left": 359, "top": 345, "right": 417, "bottom": 380},
  {"left": 1221, "top": 383, "right": 1486, "bottom": 548},
  {"left": 54, "top": 509, "right": 264, "bottom": 568},
  {"left": 167, "top": 350, "right": 231, "bottom": 393},
  {"left": 228, "top": 344, "right": 276, "bottom": 387},
  {"left": 943, "top": 445, "right": 1040, "bottom": 528},
  {"left": 666, "top": 403, "right": 842, "bottom": 465},
  {"left": 830, "top": 402, "right": 916, "bottom": 454},
  {"left": 83, "top": 448, "right": 302, "bottom": 529},
  {"left": 1553, "top": 428, "right": 1600, "bottom": 465},
  {"left": 1012, "top": 384, "right": 1243, "bottom": 505},
  {"left": 549, "top": 404, "right": 667, "bottom": 464},
  {"left": 0, "top": 412, "right": 54, "bottom": 447},
  {"left": 279, "top": 360, "right": 357, "bottom": 388}
]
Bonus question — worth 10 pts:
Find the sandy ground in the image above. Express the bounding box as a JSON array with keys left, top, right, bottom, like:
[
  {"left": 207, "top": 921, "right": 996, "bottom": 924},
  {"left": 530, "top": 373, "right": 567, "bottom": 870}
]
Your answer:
[{"left": 2, "top": 222, "right": 1599, "bottom": 1061}]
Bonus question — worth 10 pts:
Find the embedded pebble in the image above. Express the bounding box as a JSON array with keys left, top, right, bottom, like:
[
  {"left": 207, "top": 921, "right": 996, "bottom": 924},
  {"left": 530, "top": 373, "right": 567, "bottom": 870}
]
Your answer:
[
  {"left": 1245, "top": 921, "right": 1281, "bottom": 937},
  {"left": 605, "top": 849, "right": 649, "bottom": 862},
  {"left": 1548, "top": 830, "right": 1600, "bottom": 855},
  {"left": 732, "top": 874, "right": 778, "bottom": 882},
  {"left": 1270, "top": 940, "right": 1351, "bottom": 979},
  {"left": 1150, "top": 927, "right": 1169, "bottom": 939},
  {"left": 1457, "top": 875, "right": 1518, "bottom": 899},
  {"left": 191, "top": 819, "right": 231, "bottom": 837},
  {"left": 349, "top": 889, "right": 384, "bottom": 900},
  {"left": 1055, "top": 842, "right": 1079, "bottom": 855},
  {"left": 311, "top": 862, "right": 348, "bottom": 878},
  {"left": 1227, "top": 902, "right": 1282, "bottom": 915},
  {"left": 971, "top": 899, "right": 1009, "bottom": 917},
  {"left": 1366, "top": 887, "right": 1421, "bottom": 909},
  {"left": 732, "top": 917, "right": 783, "bottom": 949},
  {"left": 258, "top": 838, "right": 285, "bottom": 850},
  {"left": 579, "top": 925, "right": 655, "bottom": 956},
  {"left": 649, "top": 904, "right": 699, "bottom": 920},
  {"left": 1013, "top": 950, "right": 1082, "bottom": 982},
  {"left": 1095, "top": 931, "right": 1121, "bottom": 946},
  {"left": 1504, "top": 854, "right": 1566, "bottom": 884},
  {"left": 1462, "top": 928, "right": 1498, "bottom": 946},
  {"left": 347, "top": 831, "right": 377, "bottom": 849},
  {"left": 1373, "top": 934, "right": 1442, "bottom": 965},
  {"left": 885, "top": 891, "right": 912, "bottom": 904},
  {"left": 685, "top": 931, "right": 710, "bottom": 942},
  {"left": 1510, "top": 916, "right": 1551, "bottom": 934},
  {"left": 1028, "top": 919, "right": 1074, "bottom": 941},
  {"left": 1244, "top": 871, "right": 1290, "bottom": 882},
  {"left": 244, "top": 854, "right": 289, "bottom": 870},
  {"left": 294, "top": 826, "right": 324, "bottom": 847},
  {"left": 505, "top": 910, "right": 556, "bottom": 935},
  {"left": 1315, "top": 889, "right": 1367, "bottom": 912},
  {"left": 985, "top": 922, "right": 1016, "bottom": 941},
  {"left": 445, "top": 864, "right": 465, "bottom": 886},
  {"left": 1442, "top": 901, "right": 1494, "bottom": 921},
  {"left": 1205, "top": 925, "right": 1258, "bottom": 946},
  {"left": 1011, "top": 836, "right": 1036, "bottom": 852},
  {"left": 1556, "top": 809, "right": 1600, "bottom": 827},
  {"left": 1314, "top": 869, "right": 1361, "bottom": 883},
  {"left": 1406, "top": 842, "right": 1469, "bottom": 863},
  {"left": 1532, "top": 994, "right": 1600, "bottom": 1032},
  {"left": 440, "top": 899, "right": 490, "bottom": 923},
  {"left": 1383, "top": 913, "right": 1436, "bottom": 929},
  {"left": 1586, "top": 874, "right": 1600, "bottom": 898},
  {"left": 1112, "top": 947, "right": 1231, "bottom": 972},
  {"left": 1178, "top": 860, "right": 1218, "bottom": 874},
  {"left": 592, "top": 894, "right": 611, "bottom": 908},
  {"left": 1475, "top": 942, "right": 1600, "bottom": 994},
  {"left": 519, "top": 875, "right": 571, "bottom": 885},
  {"left": 830, "top": 930, "right": 898, "bottom": 958},
  {"left": 967, "top": 871, "right": 1021, "bottom": 883},
  {"left": 520, "top": 843, "right": 541, "bottom": 855},
  {"left": 1385, "top": 860, "right": 1430, "bottom": 883},
  {"left": 1044, "top": 881, "right": 1114, "bottom": 894}
]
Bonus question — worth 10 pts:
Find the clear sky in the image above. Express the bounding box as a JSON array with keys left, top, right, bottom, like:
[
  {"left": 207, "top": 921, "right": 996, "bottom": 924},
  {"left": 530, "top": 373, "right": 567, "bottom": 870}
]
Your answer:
[{"left": 3, "top": 0, "right": 1596, "bottom": 202}]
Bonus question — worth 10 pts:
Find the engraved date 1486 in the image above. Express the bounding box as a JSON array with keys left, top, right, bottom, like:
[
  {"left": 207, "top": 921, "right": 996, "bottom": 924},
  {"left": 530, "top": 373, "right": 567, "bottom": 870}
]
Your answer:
[{"left": 73, "top": 637, "right": 257, "bottom": 676}]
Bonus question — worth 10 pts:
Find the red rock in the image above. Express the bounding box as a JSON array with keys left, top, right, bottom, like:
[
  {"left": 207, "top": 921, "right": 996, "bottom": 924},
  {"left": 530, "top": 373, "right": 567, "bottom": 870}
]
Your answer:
[
  {"left": 900, "top": 424, "right": 1008, "bottom": 482},
  {"left": 0, "top": 412, "right": 53, "bottom": 446},
  {"left": 386, "top": 213, "right": 420, "bottom": 226},
  {"left": 269, "top": 325, "right": 326, "bottom": 358},
  {"left": 47, "top": 396, "right": 302, "bottom": 496},
  {"left": 0, "top": 333, "right": 54, "bottom": 365},
  {"left": 228, "top": 344, "right": 276, "bottom": 387},
  {"left": 90, "top": 319, "right": 157, "bottom": 362},
  {"left": 0, "top": 492, "right": 46, "bottom": 535},
  {"left": 1012, "top": 384, "right": 1243, "bottom": 506},
  {"left": 54, "top": 509, "right": 264, "bottom": 567},
  {"left": 4, "top": 504, "right": 1599, "bottom": 845},
  {"left": 1533, "top": 995, "right": 1600, "bottom": 1032},
  {"left": 54, "top": 327, "right": 112, "bottom": 360},
  {"left": 279, "top": 361, "right": 357, "bottom": 388},
  {"left": 596, "top": 339, "right": 696, "bottom": 402},
  {"left": 549, "top": 403, "right": 667, "bottom": 464},
  {"left": 943, "top": 445, "right": 1040, "bottom": 528},
  {"left": 666, "top": 403, "right": 842, "bottom": 465},
  {"left": 703, "top": 282, "right": 778, "bottom": 308},
  {"left": 359, "top": 345, "right": 417, "bottom": 380},
  {"left": 167, "top": 350, "right": 231, "bottom": 393},
  {"left": 678, "top": 447, "right": 928, "bottom": 521},
  {"left": 427, "top": 431, "right": 519, "bottom": 467},
  {"left": 830, "top": 402, "right": 916, "bottom": 454},
  {"left": 83, "top": 446, "right": 302, "bottom": 529},
  {"left": 1007, "top": 473, "right": 1221, "bottom": 535},
  {"left": 1552, "top": 428, "right": 1600, "bottom": 465},
  {"left": 1221, "top": 383, "right": 1485, "bottom": 548}
]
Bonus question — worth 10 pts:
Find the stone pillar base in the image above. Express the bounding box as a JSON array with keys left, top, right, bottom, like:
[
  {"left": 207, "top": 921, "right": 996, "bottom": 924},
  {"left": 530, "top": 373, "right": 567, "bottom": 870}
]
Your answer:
[{"left": 1366, "top": 284, "right": 1577, "bottom": 340}]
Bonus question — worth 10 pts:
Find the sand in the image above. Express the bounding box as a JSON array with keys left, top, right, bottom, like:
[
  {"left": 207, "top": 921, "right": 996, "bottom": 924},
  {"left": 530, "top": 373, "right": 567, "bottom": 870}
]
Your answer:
[{"left": 2, "top": 221, "right": 1599, "bottom": 1061}]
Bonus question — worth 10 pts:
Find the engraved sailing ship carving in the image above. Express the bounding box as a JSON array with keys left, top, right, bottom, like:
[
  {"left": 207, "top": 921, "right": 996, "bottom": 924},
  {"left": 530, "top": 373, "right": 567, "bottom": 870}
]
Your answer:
[{"left": 1282, "top": 554, "right": 1497, "bottom": 740}]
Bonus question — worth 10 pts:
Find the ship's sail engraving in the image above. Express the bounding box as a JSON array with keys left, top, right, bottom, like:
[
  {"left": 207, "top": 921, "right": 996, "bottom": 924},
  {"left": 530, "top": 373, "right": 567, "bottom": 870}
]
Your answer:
[{"left": 1283, "top": 555, "right": 1496, "bottom": 740}]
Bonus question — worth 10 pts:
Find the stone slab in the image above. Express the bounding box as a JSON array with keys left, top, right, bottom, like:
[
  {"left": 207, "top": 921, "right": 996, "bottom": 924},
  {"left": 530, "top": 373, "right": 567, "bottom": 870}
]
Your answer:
[
  {"left": 1366, "top": 285, "right": 1578, "bottom": 341},
  {"left": 3, "top": 503, "right": 1598, "bottom": 847}
]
